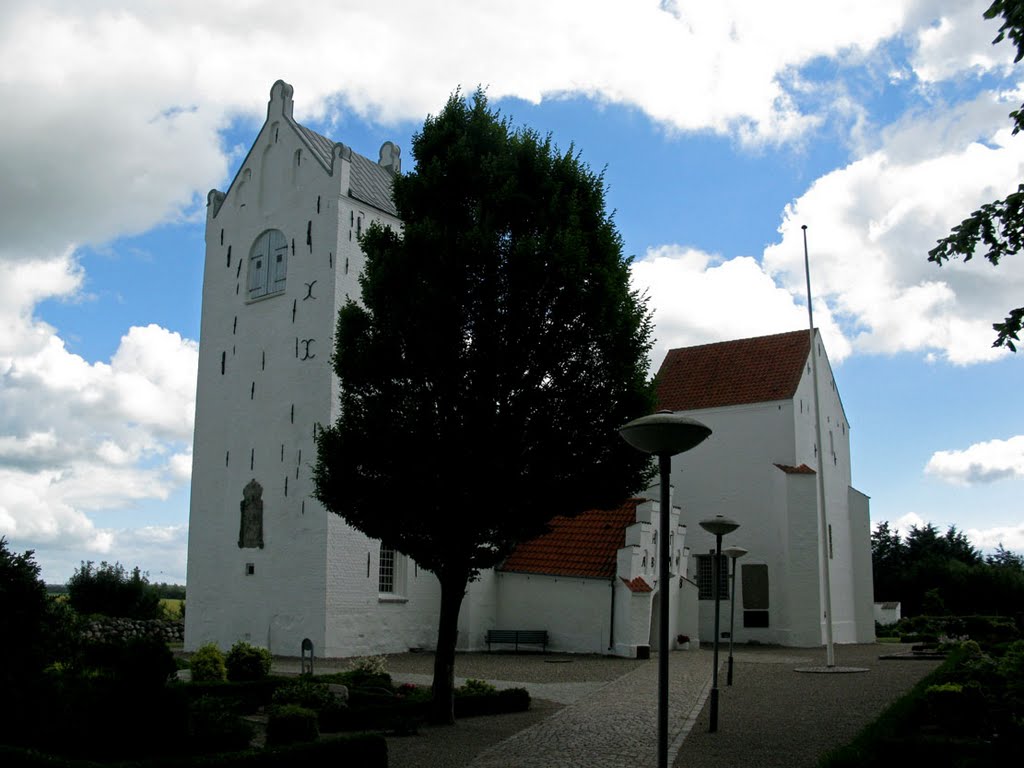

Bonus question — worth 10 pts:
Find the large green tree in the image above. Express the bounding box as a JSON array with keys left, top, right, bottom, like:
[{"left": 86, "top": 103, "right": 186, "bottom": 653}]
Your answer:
[
  {"left": 928, "top": 0, "right": 1024, "bottom": 350},
  {"left": 314, "top": 90, "right": 655, "bottom": 724}
]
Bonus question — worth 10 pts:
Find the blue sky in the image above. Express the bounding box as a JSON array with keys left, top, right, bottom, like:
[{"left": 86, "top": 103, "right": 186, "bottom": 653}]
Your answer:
[{"left": 2, "top": 0, "right": 1023, "bottom": 584}]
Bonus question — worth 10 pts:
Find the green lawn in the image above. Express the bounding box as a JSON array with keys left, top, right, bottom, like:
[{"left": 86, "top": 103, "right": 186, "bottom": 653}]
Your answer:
[{"left": 161, "top": 598, "right": 184, "bottom": 619}]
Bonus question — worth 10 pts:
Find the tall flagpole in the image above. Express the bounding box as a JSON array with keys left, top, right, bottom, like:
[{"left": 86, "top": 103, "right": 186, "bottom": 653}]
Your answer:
[{"left": 802, "top": 225, "right": 835, "bottom": 668}]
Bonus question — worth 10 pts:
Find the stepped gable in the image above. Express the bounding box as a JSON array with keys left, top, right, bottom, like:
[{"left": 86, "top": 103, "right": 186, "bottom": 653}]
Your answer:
[
  {"left": 656, "top": 329, "right": 811, "bottom": 411},
  {"left": 499, "top": 500, "right": 642, "bottom": 579}
]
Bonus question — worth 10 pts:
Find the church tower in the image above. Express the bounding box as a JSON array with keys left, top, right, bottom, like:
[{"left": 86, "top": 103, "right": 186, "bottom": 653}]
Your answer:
[{"left": 185, "top": 81, "right": 440, "bottom": 656}]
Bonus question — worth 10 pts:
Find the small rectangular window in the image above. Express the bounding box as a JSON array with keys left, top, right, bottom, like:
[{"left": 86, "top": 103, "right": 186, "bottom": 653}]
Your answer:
[{"left": 245, "top": 563, "right": 255, "bottom": 575}]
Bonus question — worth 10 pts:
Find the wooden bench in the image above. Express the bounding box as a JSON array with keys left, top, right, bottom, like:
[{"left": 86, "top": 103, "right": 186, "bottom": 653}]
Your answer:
[{"left": 485, "top": 629, "right": 548, "bottom": 653}]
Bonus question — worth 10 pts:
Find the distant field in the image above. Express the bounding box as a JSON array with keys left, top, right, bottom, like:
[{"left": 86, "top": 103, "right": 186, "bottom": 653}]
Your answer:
[{"left": 161, "top": 598, "right": 184, "bottom": 618}]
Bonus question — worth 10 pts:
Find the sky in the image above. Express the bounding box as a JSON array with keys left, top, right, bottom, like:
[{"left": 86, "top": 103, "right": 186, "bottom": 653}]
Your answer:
[{"left": 2, "top": 0, "right": 1023, "bottom": 585}]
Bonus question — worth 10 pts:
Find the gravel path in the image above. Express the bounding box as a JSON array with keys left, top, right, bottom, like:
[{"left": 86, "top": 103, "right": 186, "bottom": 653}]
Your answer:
[{"left": 675, "top": 644, "right": 941, "bottom": 768}]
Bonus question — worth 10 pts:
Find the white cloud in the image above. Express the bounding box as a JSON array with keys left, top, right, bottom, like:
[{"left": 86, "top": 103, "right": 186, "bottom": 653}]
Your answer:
[
  {"left": 167, "top": 451, "right": 193, "bottom": 484},
  {"left": 925, "top": 435, "right": 1024, "bottom": 484},
  {"left": 890, "top": 511, "right": 928, "bottom": 537},
  {"left": 0, "top": 249, "right": 197, "bottom": 563},
  {"left": 0, "top": 1, "right": 982, "bottom": 264},
  {"left": 631, "top": 245, "right": 850, "bottom": 369},
  {"left": 910, "top": 0, "right": 1015, "bottom": 82},
  {"left": 762, "top": 91, "right": 1024, "bottom": 365},
  {"left": 965, "top": 523, "right": 1024, "bottom": 552}
]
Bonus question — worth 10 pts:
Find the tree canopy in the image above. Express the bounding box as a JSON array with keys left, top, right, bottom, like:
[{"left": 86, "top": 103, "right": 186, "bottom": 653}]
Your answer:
[
  {"left": 871, "top": 521, "right": 1024, "bottom": 615},
  {"left": 66, "top": 560, "right": 162, "bottom": 620},
  {"left": 0, "top": 538, "right": 73, "bottom": 690},
  {"left": 313, "top": 89, "right": 655, "bottom": 722},
  {"left": 928, "top": 0, "right": 1024, "bottom": 350}
]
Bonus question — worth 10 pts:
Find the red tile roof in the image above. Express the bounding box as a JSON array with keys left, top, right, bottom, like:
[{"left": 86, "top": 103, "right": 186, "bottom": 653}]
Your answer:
[
  {"left": 499, "top": 500, "right": 642, "bottom": 579},
  {"left": 655, "top": 330, "right": 811, "bottom": 411},
  {"left": 775, "top": 463, "right": 816, "bottom": 474},
  {"left": 621, "top": 576, "right": 653, "bottom": 593}
]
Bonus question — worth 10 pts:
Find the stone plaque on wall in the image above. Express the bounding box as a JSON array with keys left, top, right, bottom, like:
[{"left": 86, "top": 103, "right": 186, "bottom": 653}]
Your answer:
[{"left": 238, "top": 478, "right": 265, "bottom": 549}]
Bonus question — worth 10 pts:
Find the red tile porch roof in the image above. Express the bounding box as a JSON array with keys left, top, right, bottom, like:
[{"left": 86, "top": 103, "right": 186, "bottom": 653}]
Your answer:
[
  {"left": 621, "top": 576, "right": 653, "bottom": 593},
  {"left": 655, "top": 329, "right": 811, "bottom": 411},
  {"left": 775, "top": 463, "right": 816, "bottom": 474},
  {"left": 498, "top": 499, "right": 642, "bottom": 579}
]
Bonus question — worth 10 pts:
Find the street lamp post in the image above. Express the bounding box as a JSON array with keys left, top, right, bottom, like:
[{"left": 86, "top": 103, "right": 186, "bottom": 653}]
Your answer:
[
  {"left": 723, "top": 546, "right": 748, "bottom": 686},
  {"left": 620, "top": 411, "right": 712, "bottom": 768},
  {"left": 699, "top": 515, "right": 740, "bottom": 733}
]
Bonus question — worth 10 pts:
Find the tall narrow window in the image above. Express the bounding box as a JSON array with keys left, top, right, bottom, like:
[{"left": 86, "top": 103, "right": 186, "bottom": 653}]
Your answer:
[
  {"left": 248, "top": 229, "right": 288, "bottom": 300},
  {"left": 378, "top": 543, "right": 406, "bottom": 597},
  {"left": 379, "top": 545, "right": 396, "bottom": 594}
]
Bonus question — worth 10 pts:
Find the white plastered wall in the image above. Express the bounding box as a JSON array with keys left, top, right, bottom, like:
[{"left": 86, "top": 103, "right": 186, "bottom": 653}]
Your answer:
[
  {"left": 187, "top": 81, "right": 441, "bottom": 658},
  {"left": 494, "top": 573, "right": 613, "bottom": 654},
  {"left": 673, "top": 330, "right": 872, "bottom": 648}
]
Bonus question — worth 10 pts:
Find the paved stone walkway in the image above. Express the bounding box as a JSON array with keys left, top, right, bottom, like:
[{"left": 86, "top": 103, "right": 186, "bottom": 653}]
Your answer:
[{"left": 460, "top": 650, "right": 713, "bottom": 768}]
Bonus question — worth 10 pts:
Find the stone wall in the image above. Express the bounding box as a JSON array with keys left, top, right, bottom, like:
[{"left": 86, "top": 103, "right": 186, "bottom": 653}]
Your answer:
[{"left": 81, "top": 617, "right": 184, "bottom": 645}]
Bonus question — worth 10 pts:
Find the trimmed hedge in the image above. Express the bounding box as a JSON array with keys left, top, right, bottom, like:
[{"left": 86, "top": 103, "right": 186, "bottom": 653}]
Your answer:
[
  {"left": 0, "top": 735, "right": 387, "bottom": 768},
  {"left": 456, "top": 687, "right": 531, "bottom": 717}
]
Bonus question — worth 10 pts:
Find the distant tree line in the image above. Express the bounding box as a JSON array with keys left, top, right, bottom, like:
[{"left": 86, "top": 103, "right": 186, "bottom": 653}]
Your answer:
[
  {"left": 50, "top": 580, "right": 185, "bottom": 599},
  {"left": 872, "top": 521, "right": 1024, "bottom": 616},
  {"left": 62, "top": 561, "right": 184, "bottom": 619}
]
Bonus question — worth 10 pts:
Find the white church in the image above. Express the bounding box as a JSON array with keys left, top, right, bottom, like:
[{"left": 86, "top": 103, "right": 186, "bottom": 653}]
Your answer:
[{"left": 184, "top": 81, "right": 875, "bottom": 659}]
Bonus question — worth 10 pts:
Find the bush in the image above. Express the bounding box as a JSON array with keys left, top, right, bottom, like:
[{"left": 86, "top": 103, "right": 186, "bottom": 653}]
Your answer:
[
  {"left": 226, "top": 640, "right": 272, "bottom": 682},
  {"left": 273, "top": 679, "right": 336, "bottom": 710},
  {"left": 266, "top": 704, "right": 319, "bottom": 746},
  {"left": 273, "top": 679, "right": 348, "bottom": 733},
  {"left": 188, "top": 695, "right": 255, "bottom": 754},
  {"left": 35, "top": 672, "right": 190, "bottom": 760},
  {"left": 66, "top": 560, "right": 161, "bottom": 619},
  {"left": 327, "top": 666, "right": 392, "bottom": 692},
  {"left": 115, "top": 634, "right": 177, "bottom": 688},
  {"left": 183, "top": 678, "right": 284, "bottom": 714},
  {"left": 457, "top": 678, "right": 497, "bottom": 695},
  {"left": 190, "top": 643, "right": 227, "bottom": 682},
  {"left": 326, "top": 654, "right": 393, "bottom": 692},
  {"left": 0, "top": 538, "right": 61, "bottom": 690}
]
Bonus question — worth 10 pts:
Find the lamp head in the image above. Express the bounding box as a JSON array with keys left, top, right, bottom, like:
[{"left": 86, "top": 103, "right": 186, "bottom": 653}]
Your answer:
[
  {"left": 723, "top": 546, "right": 749, "bottom": 560},
  {"left": 699, "top": 515, "right": 740, "bottom": 537},
  {"left": 619, "top": 411, "right": 712, "bottom": 457}
]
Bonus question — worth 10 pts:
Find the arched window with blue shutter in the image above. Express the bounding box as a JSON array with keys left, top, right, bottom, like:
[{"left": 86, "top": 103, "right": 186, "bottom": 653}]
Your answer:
[{"left": 248, "top": 229, "right": 288, "bottom": 300}]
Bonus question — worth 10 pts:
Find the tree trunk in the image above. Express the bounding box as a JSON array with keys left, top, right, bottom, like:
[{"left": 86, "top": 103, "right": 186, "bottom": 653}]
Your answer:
[{"left": 429, "top": 570, "right": 468, "bottom": 725}]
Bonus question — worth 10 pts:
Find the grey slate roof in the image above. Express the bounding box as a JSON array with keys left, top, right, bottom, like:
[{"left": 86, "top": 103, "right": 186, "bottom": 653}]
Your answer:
[
  {"left": 349, "top": 152, "right": 398, "bottom": 217},
  {"left": 294, "top": 122, "right": 336, "bottom": 167},
  {"left": 294, "top": 122, "right": 398, "bottom": 217}
]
